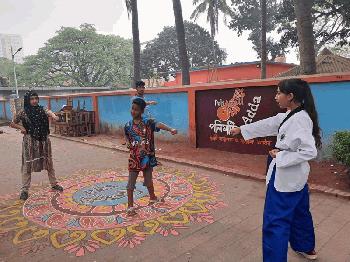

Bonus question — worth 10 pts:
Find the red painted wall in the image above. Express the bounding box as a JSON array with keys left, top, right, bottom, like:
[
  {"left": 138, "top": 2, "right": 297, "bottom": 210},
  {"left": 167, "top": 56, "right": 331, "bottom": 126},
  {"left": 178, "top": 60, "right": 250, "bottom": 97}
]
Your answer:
[{"left": 164, "top": 63, "right": 294, "bottom": 87}]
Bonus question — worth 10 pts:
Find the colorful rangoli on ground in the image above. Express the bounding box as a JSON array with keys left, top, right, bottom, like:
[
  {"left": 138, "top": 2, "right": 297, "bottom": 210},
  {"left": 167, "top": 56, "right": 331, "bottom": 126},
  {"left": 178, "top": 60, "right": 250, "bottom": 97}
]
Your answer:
[{"left": 0, "top": 167, "right": 226, "bottom": 257}]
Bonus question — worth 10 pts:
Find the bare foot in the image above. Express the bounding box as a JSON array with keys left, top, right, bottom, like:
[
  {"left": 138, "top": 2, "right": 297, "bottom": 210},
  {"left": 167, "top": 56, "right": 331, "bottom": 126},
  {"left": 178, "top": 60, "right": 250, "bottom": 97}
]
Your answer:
[
  {"left": 127, "top": 207, "right": 137, "bottom": 217},
  {"left": 149, "top": 197, "right": 165, "bottom": 205}
]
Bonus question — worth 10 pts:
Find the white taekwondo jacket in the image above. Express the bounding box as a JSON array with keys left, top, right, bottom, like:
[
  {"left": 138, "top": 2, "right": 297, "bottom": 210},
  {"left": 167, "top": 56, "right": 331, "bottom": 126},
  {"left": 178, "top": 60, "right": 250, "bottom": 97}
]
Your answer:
[{"left": 240, "top": 110, "right": 318, "bottom": 192}]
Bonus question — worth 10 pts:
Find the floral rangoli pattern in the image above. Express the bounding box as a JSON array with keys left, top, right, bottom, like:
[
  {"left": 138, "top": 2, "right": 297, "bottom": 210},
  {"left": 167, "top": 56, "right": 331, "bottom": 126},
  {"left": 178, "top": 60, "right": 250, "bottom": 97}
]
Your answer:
[{"left": 0, "top": 167, "right": 226, "bottom": 257}]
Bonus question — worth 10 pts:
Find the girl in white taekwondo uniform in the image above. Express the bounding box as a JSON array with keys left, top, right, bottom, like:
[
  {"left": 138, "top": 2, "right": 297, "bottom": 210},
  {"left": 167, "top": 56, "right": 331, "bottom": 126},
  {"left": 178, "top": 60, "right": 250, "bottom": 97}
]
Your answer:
[{"left": 230, "top": 79, "right": 322, "bottom": 261}]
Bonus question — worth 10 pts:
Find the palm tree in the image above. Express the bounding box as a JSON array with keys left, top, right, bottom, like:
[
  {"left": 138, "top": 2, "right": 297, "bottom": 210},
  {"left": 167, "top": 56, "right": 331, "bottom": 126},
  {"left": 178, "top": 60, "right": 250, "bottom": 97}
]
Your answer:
[
  {"left": 260, "top": 0, "right": 267, "bottom": 79},
  {"left": 125, "top": 0, "right": 141, "bottom": 84},
  {"left": 191, "top": 0, "right": 233, "bottom": 79},
  {"left": 191, "top": 0, "right": 233, "bottom": 38},
  {"left": 294, "top": 0, "right": 316, "bottom": 74},
  {"left": 172, "top": 0, "right": 191, "bottom": 85}
]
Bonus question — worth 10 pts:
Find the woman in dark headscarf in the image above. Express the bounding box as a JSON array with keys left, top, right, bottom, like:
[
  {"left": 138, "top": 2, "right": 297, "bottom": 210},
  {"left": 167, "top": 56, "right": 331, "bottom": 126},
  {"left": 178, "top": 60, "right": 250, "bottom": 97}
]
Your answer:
[{"left": 10, "top": 91, "right": 63, "bottom": 200}]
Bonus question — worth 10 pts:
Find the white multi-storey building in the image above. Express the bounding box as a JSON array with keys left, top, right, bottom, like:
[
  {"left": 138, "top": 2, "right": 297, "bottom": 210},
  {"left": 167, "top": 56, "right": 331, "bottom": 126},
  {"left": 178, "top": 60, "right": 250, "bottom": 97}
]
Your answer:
[{"left": 0, "top": 34, "right": 24, "bottom": 63}]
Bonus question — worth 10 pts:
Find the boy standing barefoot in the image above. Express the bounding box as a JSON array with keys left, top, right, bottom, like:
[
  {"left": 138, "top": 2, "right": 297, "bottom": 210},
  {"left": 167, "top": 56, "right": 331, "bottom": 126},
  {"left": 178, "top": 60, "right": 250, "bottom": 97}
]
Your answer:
[{"left": 124, "top": 98, "right": 177, "bottom": 216}]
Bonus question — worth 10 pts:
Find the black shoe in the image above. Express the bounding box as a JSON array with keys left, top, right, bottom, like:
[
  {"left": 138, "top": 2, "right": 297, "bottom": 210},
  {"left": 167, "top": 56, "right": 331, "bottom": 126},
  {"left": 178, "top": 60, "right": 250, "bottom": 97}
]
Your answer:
[
  {"left": 52, "top": 185, "right": 64, "bottom": 192},
  {"left": 20, "top": 191, "right": 29, "bottom": 201}
]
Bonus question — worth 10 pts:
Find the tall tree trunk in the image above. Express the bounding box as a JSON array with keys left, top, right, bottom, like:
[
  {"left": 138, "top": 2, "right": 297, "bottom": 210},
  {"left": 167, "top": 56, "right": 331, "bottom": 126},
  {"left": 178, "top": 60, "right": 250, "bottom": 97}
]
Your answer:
[
  {"left": 172, "top": 0, "right": 191, "bottom": 85},
  {"left": 211, "top": 26, "right": 217, "bottom": 66},
  {"left": 260, "top": 0, "right": 267, "bottom": 79},
  {"left": 294, "top": 0, "right": 316, "bottom": 75},
  {"left": 131, "top": 0, "right": 141, "bottom": 84}
]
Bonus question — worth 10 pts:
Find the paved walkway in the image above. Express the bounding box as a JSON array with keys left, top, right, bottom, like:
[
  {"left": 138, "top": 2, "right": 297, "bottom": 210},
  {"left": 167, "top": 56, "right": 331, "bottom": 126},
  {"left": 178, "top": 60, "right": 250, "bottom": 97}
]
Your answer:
[
  {"left": 0, "top": 127, "right": 349, "bottom": 262},
  {"left": 0, "top": 120, "right": 9, "bottom": 127},
  {"left": 49, "top": 132, "right": 350, "bottom": 194}
]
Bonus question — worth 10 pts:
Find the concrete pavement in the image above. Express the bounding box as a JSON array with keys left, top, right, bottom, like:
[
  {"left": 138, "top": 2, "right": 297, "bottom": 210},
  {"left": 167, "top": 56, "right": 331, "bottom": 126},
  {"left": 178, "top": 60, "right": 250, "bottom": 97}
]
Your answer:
[{"left": 0, "top": 127, "right": 349, "bottom": 262}]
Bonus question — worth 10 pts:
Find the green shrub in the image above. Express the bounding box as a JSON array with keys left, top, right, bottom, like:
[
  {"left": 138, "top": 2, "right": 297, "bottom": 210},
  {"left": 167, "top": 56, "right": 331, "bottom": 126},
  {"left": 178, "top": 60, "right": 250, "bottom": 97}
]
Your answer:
[{"left": 332, "top": 131, "right": 350, "bottom": 167}]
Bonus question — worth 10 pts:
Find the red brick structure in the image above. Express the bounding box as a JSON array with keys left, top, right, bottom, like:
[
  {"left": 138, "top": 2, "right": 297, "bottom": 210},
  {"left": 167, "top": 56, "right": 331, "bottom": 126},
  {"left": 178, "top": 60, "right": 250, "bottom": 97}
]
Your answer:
[{"left": 164, "top": 61, "right": 295, "bottom": 87}]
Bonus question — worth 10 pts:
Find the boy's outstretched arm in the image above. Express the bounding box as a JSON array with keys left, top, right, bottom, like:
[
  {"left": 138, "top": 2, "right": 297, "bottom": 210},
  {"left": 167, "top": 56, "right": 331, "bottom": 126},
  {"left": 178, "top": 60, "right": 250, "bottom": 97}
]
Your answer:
[
  {"left": 156, "top": 122, "right": 177, "bottom": 135},
  {"left": 146, "top": 100, "right": 157, "bottom": 105}
]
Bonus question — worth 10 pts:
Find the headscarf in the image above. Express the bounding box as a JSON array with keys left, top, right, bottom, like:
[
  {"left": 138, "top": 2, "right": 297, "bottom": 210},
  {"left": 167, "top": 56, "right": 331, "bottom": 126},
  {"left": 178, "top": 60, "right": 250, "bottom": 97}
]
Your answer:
[{"left": 23, "top": 91, "right": 50, "bottom": 141}]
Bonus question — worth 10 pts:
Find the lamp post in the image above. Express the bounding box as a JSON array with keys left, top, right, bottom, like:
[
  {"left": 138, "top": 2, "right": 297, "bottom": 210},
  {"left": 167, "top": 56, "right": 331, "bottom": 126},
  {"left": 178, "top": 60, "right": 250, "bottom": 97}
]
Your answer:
[{"left": 11, "top": 46, "right": 22, "bottom": 98}]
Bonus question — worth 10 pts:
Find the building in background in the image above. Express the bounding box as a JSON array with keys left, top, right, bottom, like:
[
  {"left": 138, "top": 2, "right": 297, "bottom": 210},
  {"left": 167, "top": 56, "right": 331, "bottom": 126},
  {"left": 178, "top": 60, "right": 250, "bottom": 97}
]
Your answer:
[
  {"left": 164, "top": 59, "right": 295, "bottom": 87},
  {"left": 0, "top": 34, "right": 24, "bottom": 63},
  {"left": 277, "top": 48, "right": 350, "bottom": 77}
]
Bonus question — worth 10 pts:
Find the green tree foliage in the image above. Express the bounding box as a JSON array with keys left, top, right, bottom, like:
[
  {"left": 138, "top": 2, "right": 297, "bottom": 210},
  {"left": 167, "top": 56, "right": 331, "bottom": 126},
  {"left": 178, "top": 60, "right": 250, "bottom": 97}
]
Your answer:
[
  {"left": 329, "top": 45, "right": 350, "bottom": 58},
  {"left": 0, "top": 58, "right": 26, "bottom": 87},
  {"left": 141, "top": 22, "right": 227, "bottom": 80},
  {"left": 0, "top": 58, "right": 13, "bottom": 86},
  {"left": 229, "top": 0, "right": 350, "bottom": 59},
  {"left": 332, "top": 131, "right": 350, "bottom": 168},
  {"left": 229, "top": 0, "right": 286, "bottom": 60},
  {"left": 277, "top": 0, "right": 350, "bottom": 51},
  {"left": 21, "top": 24, "right": 133, "bottom": 87}
]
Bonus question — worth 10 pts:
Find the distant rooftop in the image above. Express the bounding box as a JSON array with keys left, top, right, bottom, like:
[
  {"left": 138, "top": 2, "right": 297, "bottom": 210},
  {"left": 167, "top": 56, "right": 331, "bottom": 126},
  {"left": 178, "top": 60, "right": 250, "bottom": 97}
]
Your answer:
[
  {"left": 169, "top": 61, "right": 295, "bottom": 74},
  {"left": 277, "top": 48, "right": 350, "bottom": 77}
]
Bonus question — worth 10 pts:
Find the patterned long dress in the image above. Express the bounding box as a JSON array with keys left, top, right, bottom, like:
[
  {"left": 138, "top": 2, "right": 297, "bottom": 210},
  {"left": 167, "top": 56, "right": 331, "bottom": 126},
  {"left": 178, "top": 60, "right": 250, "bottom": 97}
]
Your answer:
[{"left": 13, "top": 110, "right": 54, "bottom": 174}]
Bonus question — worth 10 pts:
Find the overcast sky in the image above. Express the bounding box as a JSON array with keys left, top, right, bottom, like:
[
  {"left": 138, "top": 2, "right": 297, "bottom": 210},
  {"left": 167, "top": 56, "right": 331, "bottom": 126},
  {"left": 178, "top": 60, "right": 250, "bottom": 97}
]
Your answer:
[{"left": 0, "top": 0, "right": 298, "bottom": 64}]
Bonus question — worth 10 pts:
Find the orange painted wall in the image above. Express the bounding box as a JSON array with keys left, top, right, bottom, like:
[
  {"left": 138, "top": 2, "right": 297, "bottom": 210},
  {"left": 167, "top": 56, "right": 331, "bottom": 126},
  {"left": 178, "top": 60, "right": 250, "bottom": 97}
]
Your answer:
[{"left": 164, "top": 63, "right": 294, "bottom": 87}]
